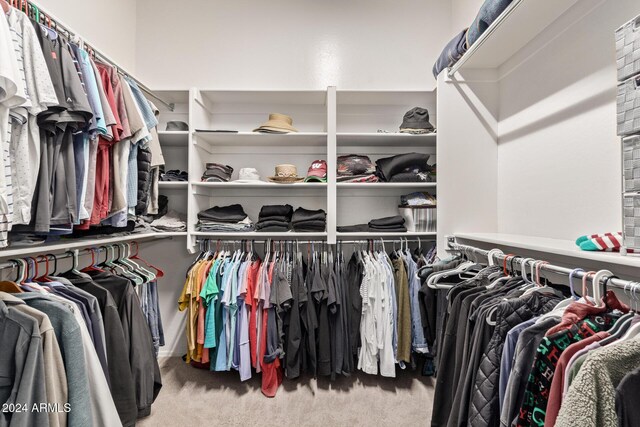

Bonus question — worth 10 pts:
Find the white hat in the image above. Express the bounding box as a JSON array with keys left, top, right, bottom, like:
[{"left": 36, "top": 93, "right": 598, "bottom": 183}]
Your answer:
[{"left": 233, "top": 168, "right": 268, "bottom": 184}]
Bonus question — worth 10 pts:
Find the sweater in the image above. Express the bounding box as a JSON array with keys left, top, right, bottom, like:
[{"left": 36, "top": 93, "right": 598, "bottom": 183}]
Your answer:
[{"left": 555, "top": 337, "right": 640, "bottom": 427}]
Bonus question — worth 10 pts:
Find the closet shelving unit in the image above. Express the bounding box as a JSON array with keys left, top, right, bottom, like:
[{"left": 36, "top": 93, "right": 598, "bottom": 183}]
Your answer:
[
  {"left": 187, "top": 88, "right": 331, "bottom": 250},
  {"left": 335, "top": 89, "right": 438, "bottom": 247},
  {"left": 154, "top": 89, "right": 190, "bottom": 239},
  {"left": 437, "top": 0, "right": 585, "bottom": 254},
  {"left": 176, "top": 87, "right": 438, "bottom": 252}
]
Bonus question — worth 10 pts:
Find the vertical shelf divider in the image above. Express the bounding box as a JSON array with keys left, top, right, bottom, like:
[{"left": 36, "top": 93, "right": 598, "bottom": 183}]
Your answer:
[
  {"left": 327, "top": 86, "right": 337, "bottom": 245},
  {"left": 187, "top": 87, "right": 199, "bottom": 253}
]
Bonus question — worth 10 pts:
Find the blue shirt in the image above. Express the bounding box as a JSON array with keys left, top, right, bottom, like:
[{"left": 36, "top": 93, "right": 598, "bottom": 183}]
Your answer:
[{"left": 499, "top": 317, "right": 538, "bottom": 409}]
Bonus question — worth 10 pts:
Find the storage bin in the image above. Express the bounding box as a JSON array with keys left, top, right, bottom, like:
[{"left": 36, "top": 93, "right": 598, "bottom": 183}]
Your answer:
[
  {"left": 623, "top": 194, "right": 640, "bottom": 249},
  {"left": 398, "top": 206, "right": 436, "bottom": 232},
  {"left": 617, "top": 75, "right": 640, "bottom": 136},
  {"left": 616, "top": 15, "right": 640, "bottom": 81},
  {"left": 623, "top": 135, "right": 640, "bottom": 192}
]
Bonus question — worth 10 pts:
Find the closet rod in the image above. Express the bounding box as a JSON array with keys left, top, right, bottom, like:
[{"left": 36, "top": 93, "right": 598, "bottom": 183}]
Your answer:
[
  {"left": 448, "top": 240, "right": 640, "bottom": 292},
  {"left": 22, "top": 0, "right": 175, "bottom": 111},
  {"left": 0, "top": 244, "right": 129, "bottom": 272},
  {"left": 195, "top": 238, "right": 430, "bottom": 245}
]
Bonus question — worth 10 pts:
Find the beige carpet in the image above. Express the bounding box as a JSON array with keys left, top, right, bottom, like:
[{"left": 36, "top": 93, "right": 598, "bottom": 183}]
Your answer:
[{"left": 139, "top": 357, "right": 435, "bottom": 426}]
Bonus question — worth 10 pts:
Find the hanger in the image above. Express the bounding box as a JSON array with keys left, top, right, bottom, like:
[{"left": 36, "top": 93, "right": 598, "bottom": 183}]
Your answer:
[
  {"left": 590, "top": 269, "right": 613, "bottom": 306},
  {"left": 63, "top": 250, "right": 83, "bottom": 277},
  {"left": 580, "top": 271, "right": 597, "bottom": 306},
  {"left": 1, "top": 0, "right": 10, "bottom": 13},
  {"left": 604, "top": 283, "right": 640, "bottom": 344},
  {"left": 0, "top": 260, "right": 24, "bottom": 293}
]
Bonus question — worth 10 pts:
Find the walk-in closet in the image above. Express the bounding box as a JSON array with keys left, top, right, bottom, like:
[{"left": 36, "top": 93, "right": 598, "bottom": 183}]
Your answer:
[{"left": 1, "top": 0, "right": 640, "bottom": 425}]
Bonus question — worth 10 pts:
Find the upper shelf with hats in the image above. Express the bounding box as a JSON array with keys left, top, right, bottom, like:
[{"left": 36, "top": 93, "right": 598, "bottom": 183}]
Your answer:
[
  {"left": 191, "top": 89, "right": 328, "bottom": 137},
  {"left": 336, "top": 90, "right": 437, "bottom": 146}
]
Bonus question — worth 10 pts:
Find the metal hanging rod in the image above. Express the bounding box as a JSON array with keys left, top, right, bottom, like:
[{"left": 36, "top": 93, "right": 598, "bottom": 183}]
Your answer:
[
  {"left": 448, "top": 240, "right": 640, "bottom": 293},
  {"left": 196, "top": 238, "right": 434, "bottom": 245},
  {"left": 0, "top": 244, "right": 125, "bottom": 272},
  {"left": 17, "top": 0, "right": 174, "bottom": 111}
]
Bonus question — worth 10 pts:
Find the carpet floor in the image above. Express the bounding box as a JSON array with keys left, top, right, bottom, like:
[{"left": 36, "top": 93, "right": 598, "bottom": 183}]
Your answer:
[{"left": 139, "top": 357, "right": 435, "bottom": 426}]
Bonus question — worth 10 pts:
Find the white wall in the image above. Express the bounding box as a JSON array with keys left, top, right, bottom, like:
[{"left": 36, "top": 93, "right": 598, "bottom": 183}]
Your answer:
[
  {"left": 451, "top": 0, "right": 483, "bottom": 34},
  {"left": 496, "top": 0, "right": 639, "bottom": 240},
  {"left": 34, "top": 0, "right": 137, "bottom": 71},
  {"left": 135, "top": 0, "right": 451, "bottom": 90}
]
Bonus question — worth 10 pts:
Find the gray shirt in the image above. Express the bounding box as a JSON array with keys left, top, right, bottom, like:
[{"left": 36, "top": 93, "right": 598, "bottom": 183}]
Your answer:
[
  {"left": 0, "top": 299, "right": 48, "bottom": 427},
  {"left": 16, "top": 293, "right": 93, "bottom": 427}
]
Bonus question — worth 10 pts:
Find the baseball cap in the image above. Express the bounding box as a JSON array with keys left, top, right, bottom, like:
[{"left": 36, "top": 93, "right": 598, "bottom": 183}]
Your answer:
[{"left": 304, "top": 160, "right": 327, "bottom": 183}]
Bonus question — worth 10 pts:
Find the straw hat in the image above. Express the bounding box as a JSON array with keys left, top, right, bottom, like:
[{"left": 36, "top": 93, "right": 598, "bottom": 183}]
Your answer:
[
  {"left": 253, "top": 113, "right": 298, "bottom": 134},
  {"left": 268, "top": 164, "right": 304, "bottom": 183}
]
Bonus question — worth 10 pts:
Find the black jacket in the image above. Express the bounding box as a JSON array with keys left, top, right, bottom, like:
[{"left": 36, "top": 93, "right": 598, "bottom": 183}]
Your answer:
[
  {"left": 84, "top": 270, "right": 162, "bottom": 418},
  {"left": 468, "top": 292, "right": 560, "bottom": 427},
  {"left": 136, "top": 145, "right": 152, "bottom": 215}
]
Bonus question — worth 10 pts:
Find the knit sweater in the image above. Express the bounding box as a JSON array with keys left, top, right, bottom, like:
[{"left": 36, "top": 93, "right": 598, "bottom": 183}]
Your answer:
[{"left": 555, "top": 337, "right": 640, "bottom": 427}]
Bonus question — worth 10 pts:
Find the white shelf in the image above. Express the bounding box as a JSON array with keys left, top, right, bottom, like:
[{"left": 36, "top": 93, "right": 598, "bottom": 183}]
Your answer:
[
  {"left": 192, "top": 182, "right": 326, "bottom": 189},
  {"left": 454, "top": 233, "right": 640, "bottom": 268},
  {"left": 337, "top": 232, "right": 437, "bottom": 238},
  {"left": 337, "top": 90, "right": 436, "bottom": 105},
  {"left": 192, "top": 231, "right": 327, "bottom": 238},
  {"left": 158, "top": 131, "right": 189, "bottom": 146},
  {"left": 449, "top": 0, "right": 578, "bottom": 75},
  {"left": 193, "top": 131, "right": 327, "bottom": 147},
  {"left": 0, "top": 232, "right": 179, "bottom": 259},
  {"left": 198, "top": 89, "right": 327, "bottom": 106},
  {"left": 337, "top": 182, "right": 436, "bottom": 189},
  {"left": 158, "top": 182, "right": 188, "bottom": 189},
  {"left": 337, "top": 132, "right": 436, "bottom": 147}
]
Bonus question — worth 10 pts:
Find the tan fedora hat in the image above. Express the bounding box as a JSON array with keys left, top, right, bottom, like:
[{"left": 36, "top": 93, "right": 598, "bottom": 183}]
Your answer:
[
  {"left": 253, "top": 113, "right": 298, "bottom": 134},
  {"left": 268, "top": 164, "right": 304, "bottom": 183}
]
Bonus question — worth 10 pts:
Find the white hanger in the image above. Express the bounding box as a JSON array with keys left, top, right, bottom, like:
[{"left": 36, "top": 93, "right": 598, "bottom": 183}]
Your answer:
[{"left": 590, "top": 269, "right": 613, "bottom": 306}]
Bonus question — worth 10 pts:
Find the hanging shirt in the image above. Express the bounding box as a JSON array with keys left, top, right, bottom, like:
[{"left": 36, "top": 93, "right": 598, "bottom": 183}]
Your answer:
[
  {"left": 6, "top": 8, "right": 57, "bottom": 226},
  {"left": 516, "top": 315, "right": 618, "bottom": 427}
]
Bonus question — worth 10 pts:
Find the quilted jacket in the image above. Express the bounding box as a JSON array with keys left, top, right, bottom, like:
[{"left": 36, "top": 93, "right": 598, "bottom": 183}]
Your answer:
[
  {"left": 135, "top": 145, "right": 152, "bottom": 215},
  {"left": 467, "top": 292, "right": 561, "bottom": 427}
]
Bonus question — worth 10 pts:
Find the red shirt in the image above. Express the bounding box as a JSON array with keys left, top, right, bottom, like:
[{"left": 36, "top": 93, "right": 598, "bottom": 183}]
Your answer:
[
  {"left": 261, "top": 262, "right": 282, "bottom": 397},
  {"left": 544, "top": 331, "right": 610, "bottom": 427},
  {"left": 545, "top": 291, "right": 629, "bottom": 336},
  {"left": 244, "top": 260, "right": 261, "bottom": 369}
]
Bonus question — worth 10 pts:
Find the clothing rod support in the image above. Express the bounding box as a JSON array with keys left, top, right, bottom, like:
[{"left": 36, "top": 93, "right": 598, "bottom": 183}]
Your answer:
[
  {"left": 23, "top": 0, "right": 174, "bottom": 111},
  {"left": 449, "top": 241, "right": 639, "bottom": 292}
]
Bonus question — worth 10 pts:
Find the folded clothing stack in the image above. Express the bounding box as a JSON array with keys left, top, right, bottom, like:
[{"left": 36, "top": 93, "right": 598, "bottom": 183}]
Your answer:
[
  {"left": 160, "top": 169, "right": 188, "bottom": 182},
  {"left": 400, "top": 192, "right": 437, "bottom": 207},
  {"left": 337, "top": 155, "right": 379, "bottom": 183},
  {"left": 201, "top": 163, "right": 233, "bottom": 182},
  {"left": 256, "top": 204, "right": 293, "bottom": 232},
  {"left": 375, "top": 153, "right": 431, "bottom": 182},
  {"left": 291, "top": 207, "right": 326, "bottom": 232},
  {"left": 151, "top": 210, "right": 187, "bottom": 232},
  {"left": 196, "top": 204, "right": 254, "bottom": 232},
  {"left": 368, "top": 215, "right": 407, "bottom": 232}
]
